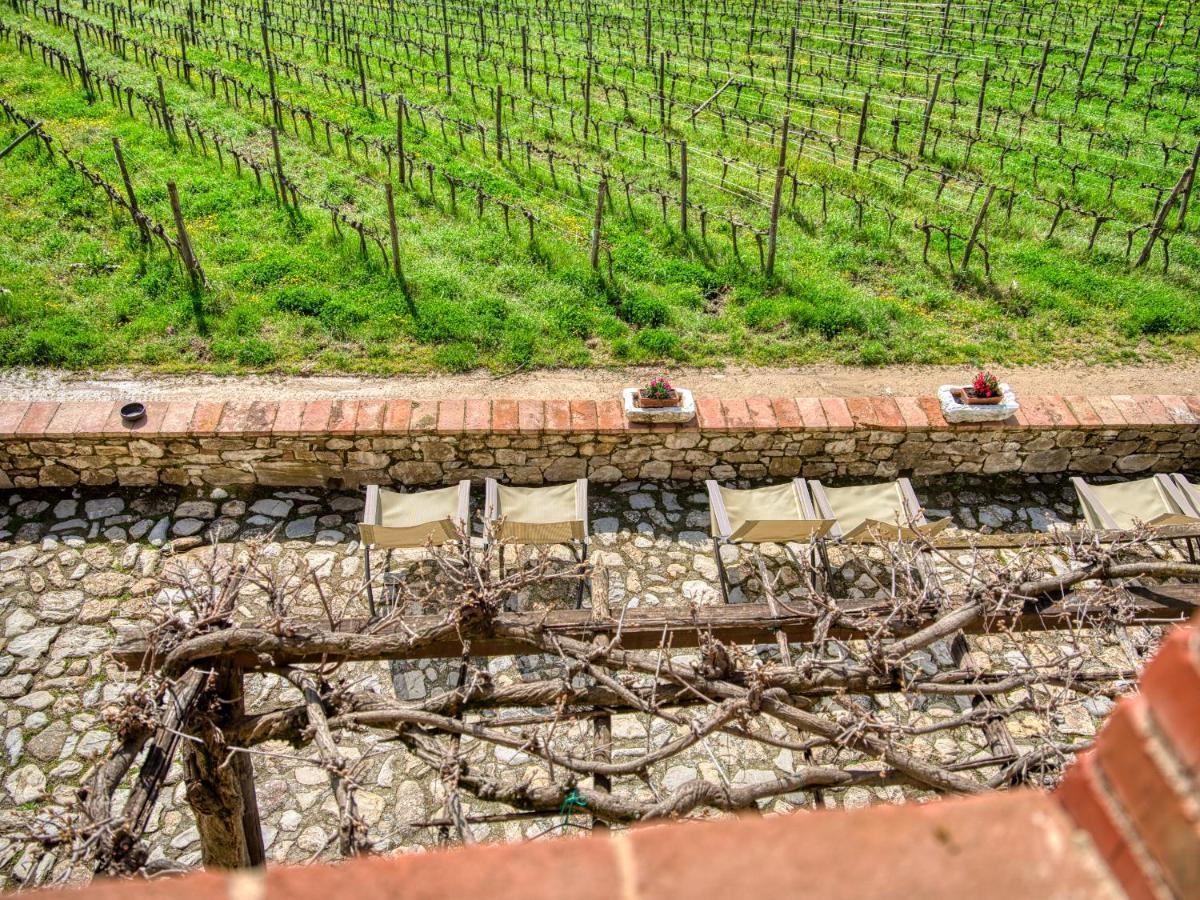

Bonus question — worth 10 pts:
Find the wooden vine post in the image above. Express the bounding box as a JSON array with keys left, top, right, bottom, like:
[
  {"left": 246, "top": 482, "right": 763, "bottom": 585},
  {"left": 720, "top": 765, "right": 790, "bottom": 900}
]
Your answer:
[
  {"left": 111, "top": 137, "right": 149, "bottom": 244},
  {"left": 270, "top": 127, "right": 288, "bottom": 208},
  {"left": 72, "top": 26, "right": 93, "bottom": 104},
  {"left": 679, "top": 140, "right": 688, "bottom": 234},
  {"left": 766, "top": 114, "right": 790, "bottom": 278},
  {"left": 494, "top": 84, "right": 503, "bottom": 161},
  {"left": 166, "top": 180, "right": 204, "bottom": 291},
  {"left": 590, "top": 178, "right": 607, "bottom": 270},
  {"left": 1135, "top": 152, "right": 1197, "bottom": 267},
  {"left": 918, "top": 73, "right": 941, "bottom": 157},
  {"left": 961, "top": 184, "right": 995, "bottom": 270},
  {"left": 385, "top": 182, "right": 410, "bottom": 304},
  {"left": 396, "top": 94, "right": 406, "bottom": 185},
  {"left": 852, "top": 92, "right": 870, "bottom": 171},
  {"left": 1176, "top": 140, "right": 1200, "bottom": 230}
]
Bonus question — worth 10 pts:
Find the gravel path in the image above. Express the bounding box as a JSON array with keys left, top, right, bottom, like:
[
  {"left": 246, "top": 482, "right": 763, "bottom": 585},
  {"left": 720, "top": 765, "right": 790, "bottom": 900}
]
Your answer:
[{"left": 0, "top": 363, "right": 1196, "bottom": 402}]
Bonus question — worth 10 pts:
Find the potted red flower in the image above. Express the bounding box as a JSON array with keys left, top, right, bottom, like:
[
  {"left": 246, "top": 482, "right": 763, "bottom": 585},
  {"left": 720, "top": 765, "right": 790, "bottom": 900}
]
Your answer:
[
  {"left": 952, "top": 371, "right": 1004, "bottom": 406},
  {"left": 635, "top": 376, "right": 680, "bottom": 408}
]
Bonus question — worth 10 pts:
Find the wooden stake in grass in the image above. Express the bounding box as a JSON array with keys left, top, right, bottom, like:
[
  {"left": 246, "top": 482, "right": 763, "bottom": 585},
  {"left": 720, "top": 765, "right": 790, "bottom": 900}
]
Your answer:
[
  {"left": 494, "top": 84, "right": 503, "bottom": 160},
  {"left": 852, "top": 91, "right": 870, "bottom": 171},
  {"left": 167, "top": 180, "right": 204, "bottom": 292},
  {"left": 157, "top": 75, "right": 176, "bottom": 148},
  {"left": 766, "top": 114, "right": 790, "bottom": 278},
  {"left": 679, "top": 140, "right": 688, "bottom": 233},
  {"left": 1030, "top": 40, "right": 1051, "bottom": 113},
  {"left": 73, "top": 27, "right": 93, "bottom": 104},
  {"left": 384, "top": 183, "right": 412, "bottom": 305},
  {"left": 590, "top": 178, "right": 607, "bottom": 270},
  {"left": 1175, "top": 139, "right": 1200, "bottom": 231},
  {"left": 1136, "top": 152, "right": 1197, "bottom": 267},
  {"left": 396, "top": 94, "right": 406, "bottom": 184},
  {"left": 0, "top": 121, "right": 43, "bottom": 161},
  {"left": 269, "top": 127, "right": 287, "bottom": 208},
  {"left": 441, "top": 0, "right": 452, "bottom": 97},
  {"left": 111, "top": 137, "right": 149, "bottom": 244},
  {"left": 918, "top": 73, "right": 941, "bottom": 157},
  {"left": 961, "top": 184, "right": 994, "bottom": 270},
  {"left": 975, "top": 58, "right": 990, "bottom": 135}
]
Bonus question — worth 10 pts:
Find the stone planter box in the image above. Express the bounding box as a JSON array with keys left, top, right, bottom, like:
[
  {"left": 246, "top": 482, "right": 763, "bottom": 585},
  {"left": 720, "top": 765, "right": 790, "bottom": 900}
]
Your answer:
[
  {"left": 938, "top": 383, "right": 1019, "bottom": 424},
  {"left": 623, "top": 387, "right": 696, "bottom": 424}
]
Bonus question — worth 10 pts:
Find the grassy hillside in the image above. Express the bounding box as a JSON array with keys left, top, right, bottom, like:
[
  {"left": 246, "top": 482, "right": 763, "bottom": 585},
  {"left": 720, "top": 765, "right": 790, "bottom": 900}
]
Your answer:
[{"left": 0, "top": 0, "right": 1198, "bottom": 374}]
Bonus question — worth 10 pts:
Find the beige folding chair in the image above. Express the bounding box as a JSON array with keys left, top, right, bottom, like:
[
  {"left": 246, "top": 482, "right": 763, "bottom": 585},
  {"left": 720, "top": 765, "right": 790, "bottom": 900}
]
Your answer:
[
  {"left": 1072, "top": 474, "right": 1200, "bottom": 561},
  {"left": 706, "top": 479, "right": 835, "bottom": 601},
  {"left": 807, "top": 478, "right": 950, "bottom": 590},
  {"left": 483, "top": 479, "right": 589, "bottom": 605},
  {"left": 358, "top": 481, "right": 471, "bottom": 615}
]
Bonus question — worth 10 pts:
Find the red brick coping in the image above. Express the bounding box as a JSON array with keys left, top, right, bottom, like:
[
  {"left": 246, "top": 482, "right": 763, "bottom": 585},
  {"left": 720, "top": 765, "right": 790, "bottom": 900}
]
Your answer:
[
  {"left": 29, "top": 616, "right": 1200, "bottom": 900},
  {"left": 1, "top": 394, "right": 1197, "bottom": 439}
]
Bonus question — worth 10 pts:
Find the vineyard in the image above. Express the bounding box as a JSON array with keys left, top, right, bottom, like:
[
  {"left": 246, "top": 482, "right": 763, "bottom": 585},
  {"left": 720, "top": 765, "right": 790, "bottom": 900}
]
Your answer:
[{"left": 0, "top": 0, "right": 1198, "bottom": 371}]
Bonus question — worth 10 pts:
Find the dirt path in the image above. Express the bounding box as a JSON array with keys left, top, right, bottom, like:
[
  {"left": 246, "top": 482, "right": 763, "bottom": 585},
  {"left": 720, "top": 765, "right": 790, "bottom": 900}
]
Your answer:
[{"left": 1, "top": 363, "right": 1195, "bottom": 401}]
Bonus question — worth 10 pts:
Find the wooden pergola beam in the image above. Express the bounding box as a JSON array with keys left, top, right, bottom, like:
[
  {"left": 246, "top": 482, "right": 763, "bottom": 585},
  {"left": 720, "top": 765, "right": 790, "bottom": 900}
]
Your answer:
[{"left": 112, "top": 585, "right": 1199, "bottom": 671}]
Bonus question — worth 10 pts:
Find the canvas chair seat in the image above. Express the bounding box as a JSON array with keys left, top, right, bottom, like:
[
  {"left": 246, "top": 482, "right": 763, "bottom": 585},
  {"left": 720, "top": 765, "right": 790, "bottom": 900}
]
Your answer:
[
  {"left": 1072, "top": 475, "right": 1200, "bottom": 531},
  {"left": 708, "top": 480, "right": 833, "bottom": 543},
  {"left": 810, "top": 479, "right": 949, "bottom": 544},
  {"left": 485, "top": 480, "right": 588, "bottom": 545},
  {"left": 358, "top": 482, "right": 470, "bottom": 549}
]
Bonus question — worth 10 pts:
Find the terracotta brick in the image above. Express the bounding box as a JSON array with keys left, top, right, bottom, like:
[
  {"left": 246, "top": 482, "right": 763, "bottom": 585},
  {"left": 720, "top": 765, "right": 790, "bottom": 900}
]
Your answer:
[
  {"left": 1186, "top": 396, "right": 1200, "bottom": 420},
  {"left": 631, "top": 791, "right": 1117, "bottom": 900},
  {"left": 893, "top": 396, "right": 928, "bottom": 429},
  {"left": 1158, "top": 394, "right": 1199, "bottom": 425},
  {"left": 916, "top": 395, "right": 949, "bottom": 429},
  {"left": 217, "top": 401, "right": 252, "bottom": 434},
  {"left": 464, "top": 399, "right": 492, "bottom": 432},
  {"left": 518, "top": 400, "right": 544, "bottom": 433},
  {"left": 435, "top": 399, "right": 464, "bottom": 433},
  {"left": 188, "top": 402, "right": 227, "bottom": 435},
  {"left": 159, "top": 402, "right": 197, "bottom": 437},
  {"left": 795, "top": 397, "right": 827, "bottom": 429},
  {"left": 1110, "top": 395, "right": 1143, "bottom": 425},
  {"left": 355, "top": 400, "right": 387, "bottom": 436},
  {"left": 570, "top": 400, "right": 598, "bottom": 431},
  {"left": 1044, "top": 397, "right": 1081, "bottom": 427},
  {"left": 1018, "top": 396, "right": 1055, "bottom": 428},
  {"left": 382, "top": 400, "right": 413, "bottom": 434},
  {"left": 544, "top": 400, "right": 571, "bottom": 432},
  {"left": 1139, "top": 625, "right": 1200, "bottom": 775},
  {"left": 245, "top": 401, "right": 277, "bottom": 436},
  {"left": 595, "top": 399, "right": 625, "bottom": 433},
  {"left": 745, "top": 397, "right": 776, "bottom": 430},
  {"left": 328, "top": 400, "right": 360, "bottom": 434},
  {"left": 871, "top": 397, "right": 904, "bottom": 430},
  {"left": 493, "top": 400, "right": 520, "bottom": 433},
  {"left": 16, "top": 401, "right": 58, "bottom": 437},
  {"left": 273, "top": 400, "right": 307, "bottom": 436},
  {"left": 35, "top": 869, "right": 232, "bottom": 900},
  {"left": 1063, "top": 395, "right": 1103, "bottom": 427},
  {"left": 409, "top": 400, "right": 438, "bottom": 431},
  {"left": 1087, "top": 395, "right": 1126, "bottom": 427},
  {"left": 104, "top": 401, "right": 167, "bottom": 436},
  {"left": 820, "top": 397, "right": 853, "bottom": 430},
  {"left": 844, "top": 396, "right": 875, "bottom": 428},
  {"left": 1056, "top": 753, "right": 1163, "bottom": 900},
  {"left": 75, "top": 402, "right": 117, "bottom": 435},
  {"left": 1130, "top": 395, "right": 1172, "bottom": 425},
  {"left": 1094, "top": 696, "right": 1200, "bottom": 898},
  {"left": 770, "top": 398, "right": 802, "bottom": 429},
  {"left": 265, "top": 831, "right": 620, "bottom": 900},
  {"left": 0, "top": 402, "right": 29, "bottom": 437},
  {"left": 722, "top": 398, "right": 753, "bottom": 429},
  {"left": 696, "top": 398, "right": 726, "bottom": 430},
  {"left": 299, "top": 400, "right": 332, "bottom": 434},
  {"left": 44, "top": 402, "right": 93, "bottom": 437}
]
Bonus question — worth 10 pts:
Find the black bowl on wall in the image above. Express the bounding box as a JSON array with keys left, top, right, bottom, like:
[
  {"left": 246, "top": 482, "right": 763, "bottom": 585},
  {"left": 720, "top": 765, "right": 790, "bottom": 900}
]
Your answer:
[{"left": 120, "top": 402, "right": 146, "bottom": 424}]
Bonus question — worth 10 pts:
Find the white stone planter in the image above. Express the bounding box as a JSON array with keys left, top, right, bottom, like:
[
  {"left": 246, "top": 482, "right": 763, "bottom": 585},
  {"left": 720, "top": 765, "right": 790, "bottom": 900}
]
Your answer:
[
  {"left": 938, "top": 383, "right": 1019, "bottom": 423},
  {"left": 623, "top": 387, "right": 696, "bottom": 424}
]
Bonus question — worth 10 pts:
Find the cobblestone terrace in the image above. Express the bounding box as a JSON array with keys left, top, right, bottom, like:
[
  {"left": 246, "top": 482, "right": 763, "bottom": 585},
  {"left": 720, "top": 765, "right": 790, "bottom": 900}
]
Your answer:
[{"left": 0, "top": 475, "right": 1175, "bottom": 888}]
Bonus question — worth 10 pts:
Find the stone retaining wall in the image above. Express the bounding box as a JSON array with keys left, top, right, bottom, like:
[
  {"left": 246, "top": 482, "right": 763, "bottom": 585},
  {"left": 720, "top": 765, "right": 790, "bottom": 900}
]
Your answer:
[{"left": 0, "top": 394, "right": 1197, "bottom": 489}]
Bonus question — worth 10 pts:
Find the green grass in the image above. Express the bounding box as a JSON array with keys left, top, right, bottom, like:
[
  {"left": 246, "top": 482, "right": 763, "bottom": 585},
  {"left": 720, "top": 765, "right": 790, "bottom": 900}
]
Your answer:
[{"left": 0, "top": 0, "right": 1198, "bottom": 374}]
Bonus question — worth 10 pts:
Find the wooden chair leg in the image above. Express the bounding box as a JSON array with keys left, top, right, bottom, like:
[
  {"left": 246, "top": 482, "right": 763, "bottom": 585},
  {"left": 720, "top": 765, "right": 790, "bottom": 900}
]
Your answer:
[
  {"left": 363, "top": 546, "right": 376, "bottom": 618},
  {"left": 713, "top": 538, "right": 732, "bottom": 603}
]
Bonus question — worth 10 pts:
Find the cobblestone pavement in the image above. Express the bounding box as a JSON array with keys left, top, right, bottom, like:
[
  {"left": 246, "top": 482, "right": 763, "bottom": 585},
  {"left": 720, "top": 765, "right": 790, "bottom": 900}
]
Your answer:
[{"left": 0, "top": 475, "right": 1170, "bottom": 887}]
